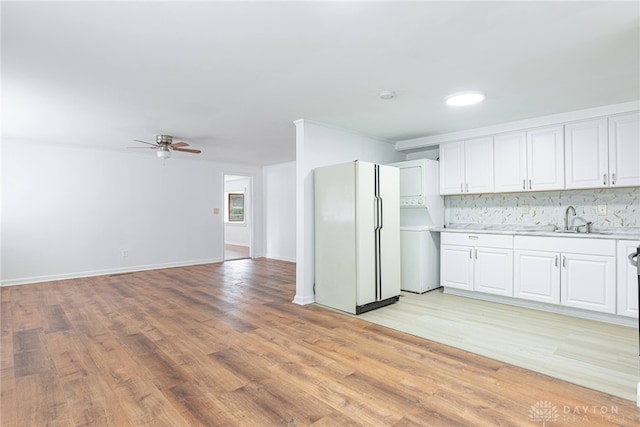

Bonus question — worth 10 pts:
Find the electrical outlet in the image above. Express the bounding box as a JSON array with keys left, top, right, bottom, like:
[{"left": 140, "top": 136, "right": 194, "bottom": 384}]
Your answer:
[
  {"left": 597, "top": 204, "right": 607, "bottom": 216},
  {"left": 122, "top": 249, "right": 129, "bottom": 258},
  {"left": 521, "top": 204, "right": 530, "bottom": 214}
]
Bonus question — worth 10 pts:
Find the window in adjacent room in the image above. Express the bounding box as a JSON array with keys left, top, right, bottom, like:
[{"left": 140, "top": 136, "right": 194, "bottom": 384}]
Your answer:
[{"left": 227, "top": 193, "right": 245, "bottom": 222}]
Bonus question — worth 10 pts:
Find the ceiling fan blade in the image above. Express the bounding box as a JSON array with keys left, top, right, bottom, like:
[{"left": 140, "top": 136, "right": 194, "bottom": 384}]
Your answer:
[
  {"left": 170, "top": 142, "right": 189, "bottom": 148},
  {"left": 127, "top": 146, "right": 157, "bottom": 149},
  {"left": 172, "top": 147, "right": 201, "bottom": 154},
  {"left": 133, "top": 139, "right": 158, "bottom": 147}
]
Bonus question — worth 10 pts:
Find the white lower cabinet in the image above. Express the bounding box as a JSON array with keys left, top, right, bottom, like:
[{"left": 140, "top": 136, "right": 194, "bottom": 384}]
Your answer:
[
  {"left": 617, "top": 240, "right": 639, "bottom": 318},
  {"left": 560, "top": 253, "right": 616, "bottom": 314},
  {"left": 474, "top": 247, "right": 513, "bottom": 296},
  {"left": 443, "top": 233, "right": 633, "bottom": 318},
  {"left": 514, "top": 250, "right": 560, "bottom": 304},
  {"left": 513, "top": 236, "right": 616, "bottom": 314},
  {"left": 440, "top": 244, "right": 473, "bottom": 291},
  {"left": 441, "top": 233, "right": 513, "bottom": 297}
]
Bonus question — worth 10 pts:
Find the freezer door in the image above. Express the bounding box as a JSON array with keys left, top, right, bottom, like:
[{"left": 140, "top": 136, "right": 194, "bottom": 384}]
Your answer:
[
  {"left": 378, "top": 165, "right": 401, "bottom": 300},
  {"left": 355, "top": 162, "right": 377, "bottom": 306}
]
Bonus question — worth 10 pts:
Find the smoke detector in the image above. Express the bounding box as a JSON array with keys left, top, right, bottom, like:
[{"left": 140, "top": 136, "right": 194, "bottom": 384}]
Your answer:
[{"left": 378, "top": 90, "right": 396, "bottom": 100}]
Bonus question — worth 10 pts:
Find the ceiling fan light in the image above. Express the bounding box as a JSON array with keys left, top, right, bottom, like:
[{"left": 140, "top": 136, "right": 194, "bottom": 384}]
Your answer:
[
  {"left": 445, "top": 91, "right": 485, "bottom": 106},
  {"left": 157, "top": 147, "right": 171, "bottom": 159}
]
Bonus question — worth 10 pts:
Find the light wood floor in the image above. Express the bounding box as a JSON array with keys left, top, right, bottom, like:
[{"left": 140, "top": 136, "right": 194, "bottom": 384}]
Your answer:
[
  {"left": 361, "top": 289, "right": 640, "bottom": 402},
  {"left": 224, "top": 244, "right": 250, "bottom": 260},
  {"left": 1, "top": 259, "right": 639, "bottom": 426}
]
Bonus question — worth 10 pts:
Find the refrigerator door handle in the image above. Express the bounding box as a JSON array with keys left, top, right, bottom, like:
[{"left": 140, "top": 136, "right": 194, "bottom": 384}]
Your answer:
[
  {"left": 378, "top": 197, "right": 383, "bottom": 229},
  {"left": 373, "top": 198, "right": 378, "bottom": 229}
]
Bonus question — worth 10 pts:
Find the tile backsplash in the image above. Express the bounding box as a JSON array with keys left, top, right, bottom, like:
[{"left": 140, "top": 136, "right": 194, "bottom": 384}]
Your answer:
[{"left": 445, "top": 187, "right": 639, "bottom": 229}]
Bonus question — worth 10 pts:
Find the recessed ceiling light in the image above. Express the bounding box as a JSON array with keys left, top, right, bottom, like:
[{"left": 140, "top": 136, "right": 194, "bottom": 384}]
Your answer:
[{"left": 445, "top": 91, "right": 485, "bottom": 106}]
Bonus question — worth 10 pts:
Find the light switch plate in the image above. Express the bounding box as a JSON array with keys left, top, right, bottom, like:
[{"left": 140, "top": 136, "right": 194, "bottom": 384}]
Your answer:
[
  {"left": 213, "top": 208, "right": 220, "bottom": 215},
  {"left": 597, "top": 204, "right": 607, "bottom": 216}
]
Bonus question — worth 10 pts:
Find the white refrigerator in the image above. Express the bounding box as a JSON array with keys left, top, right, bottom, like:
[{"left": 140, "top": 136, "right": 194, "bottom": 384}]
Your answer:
[{"left": 314, "top": 161, "right": 401, "bottom": 315}]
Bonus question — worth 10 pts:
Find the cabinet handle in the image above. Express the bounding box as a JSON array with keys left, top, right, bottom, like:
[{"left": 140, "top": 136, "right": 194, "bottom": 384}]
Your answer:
[
  {"left": 474, "top": 249, "right": 478, "bottom": 259},
  {"left": 466, "top": 183, "right": 469, "bottom": 193},
  {"left": 562, "top": 256, "right": 566, "bottom": 268},
  {"left": 554, "top": 255, "right": 558, "bottom": 267},
  {"left": 522, "top": 179, "right": 526, "bottom": 190},
  {"left": 612, "top": 173, "right": 616, "bottom": 185},
  {"left": 603, "top": 174, "right": 607, "bottom": 185},
  {"left": 469, "top": 249, "right": 473, "bottom": 259},
  {"left": 529, "top": 179, "right": 532, "bottom": 190},
  {"left": 460, "top": 184, "right": 463, "bottom": 193}
]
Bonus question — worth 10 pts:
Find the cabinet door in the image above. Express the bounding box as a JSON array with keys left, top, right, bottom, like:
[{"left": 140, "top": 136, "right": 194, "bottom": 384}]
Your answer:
[
  {"left": 474, "top": 247, "right": 513, "bottom": 297},
  {"left": 560, "top": 253, "right": 616, "bottom": 314},
  {"left": 616, "top": 240, "right": 639, "bottom": 318},
  {"left": 565, "top": 118, "right": 608, "bottom": 189},
  {"left": 609, "top": 112, "right": 640, "bottom": 187},
  {"left": 494, "top": 132, "right": 527, "bottom": 192},
  {"left": 439, "top": 141, "right": 465, "bottom": 195},
  {"left": 464, "top": 137, "right": 494, "bottom": 194},
  {"left": 527, "top": 126, "right": 565, "bottom": 191},
  {"left": 441, "top": 245, "right": 473, "bottom": 290},
  {"left": 514, "top": 250, "right": 560, "bottom": 304}
]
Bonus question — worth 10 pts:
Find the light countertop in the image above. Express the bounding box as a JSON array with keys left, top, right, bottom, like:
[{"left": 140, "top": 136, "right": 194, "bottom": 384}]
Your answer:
[{"left": 433, "top": 224, "right": 640, "bottom": 241}]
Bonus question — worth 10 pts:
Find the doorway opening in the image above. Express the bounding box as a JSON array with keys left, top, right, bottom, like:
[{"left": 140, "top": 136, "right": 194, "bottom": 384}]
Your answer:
[{"left": 223, "top": 174, "right": 252, "bottom": 261}]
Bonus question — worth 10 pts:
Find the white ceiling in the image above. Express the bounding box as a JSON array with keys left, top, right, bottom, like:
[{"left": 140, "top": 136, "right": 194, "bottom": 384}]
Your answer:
[{"left": 3, "top": 1, "right": 639, "bottom": 166}]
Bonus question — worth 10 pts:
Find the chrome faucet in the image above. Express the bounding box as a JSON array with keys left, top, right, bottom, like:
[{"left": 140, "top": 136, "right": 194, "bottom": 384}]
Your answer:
[{"left": 564, "top": 206, "right": 576, "bottom": 231}]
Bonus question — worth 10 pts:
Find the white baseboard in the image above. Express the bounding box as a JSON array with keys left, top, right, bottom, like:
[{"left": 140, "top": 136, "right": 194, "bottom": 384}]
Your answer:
[
  {"left": 1, "top": 258, "right": 223, "bottom": 287},
  {"left": 293, "top": 294, "right": 315, "bottom": 305}
]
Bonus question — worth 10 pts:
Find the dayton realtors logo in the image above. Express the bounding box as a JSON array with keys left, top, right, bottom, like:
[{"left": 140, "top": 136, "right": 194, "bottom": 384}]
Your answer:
[
  {"left": 528, "top": 400, "right": 627, "bottom": 425},
  {"left": 529, "top": 401, "right": 559, "bottom": 426}
]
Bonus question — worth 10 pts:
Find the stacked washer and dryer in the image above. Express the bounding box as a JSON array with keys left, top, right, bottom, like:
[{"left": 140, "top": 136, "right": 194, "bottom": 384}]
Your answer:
[{"left": 388, "top": 159, "right": 444, "bottom": 293}]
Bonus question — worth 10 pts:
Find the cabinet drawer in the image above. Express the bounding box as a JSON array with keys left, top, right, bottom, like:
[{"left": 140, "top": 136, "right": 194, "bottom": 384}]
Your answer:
[
  {"left": 441, "top": 232, "right": 513, "bottom": 249},
  {"left": 514, "top": 236, "right": 615, "bottom": 256}
]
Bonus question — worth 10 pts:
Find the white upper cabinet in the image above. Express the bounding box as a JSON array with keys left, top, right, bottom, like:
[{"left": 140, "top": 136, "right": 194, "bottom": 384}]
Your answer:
[
  {"left": 439, "top": 110, "right": 637, "bottom": 195},
  {"left": 439, "top": 141, "right": 465, "bottom": 194},
  {"left": 465, "top": 137, "right": 494, "bottom": 194},
  {"left": 494, "top": 132, "right": 527, "bottom": 192},
  {"left": 494, "top": 126, "right": 564, "bottom": 192},
  {"left": 565, "top": 118, "right": 608, "bottom": 189},
  {"left": 439, "top": 137, "right": 493, "bottom": 195},
  {"left": 608, "top": 112, "right": 640, "bottom": 188},
  {"left": 526, "top": 126, "right": 565, "bottom": 191},
  {"left": 565, "top": 113, "right": 640, "bottom": 189}
]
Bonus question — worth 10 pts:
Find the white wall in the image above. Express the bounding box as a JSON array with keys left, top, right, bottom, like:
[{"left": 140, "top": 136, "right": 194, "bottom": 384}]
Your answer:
[
  {"left": 1, "top": 141, "right": 264, "bottom": 285},
  {"left": 293, "top": 120, "right": 406, "bottom": 305},
  {"left": 224, "top": 176, "right": 251, "bottom": 247},
  {"left": 263, "top": 161, "right": 296, "bottom": 262}
]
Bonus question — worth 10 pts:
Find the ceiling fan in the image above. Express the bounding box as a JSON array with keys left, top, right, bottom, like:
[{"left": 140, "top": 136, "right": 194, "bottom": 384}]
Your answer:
[{"left": 129, "top": 135, "right": 201, "bottom": 159}]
